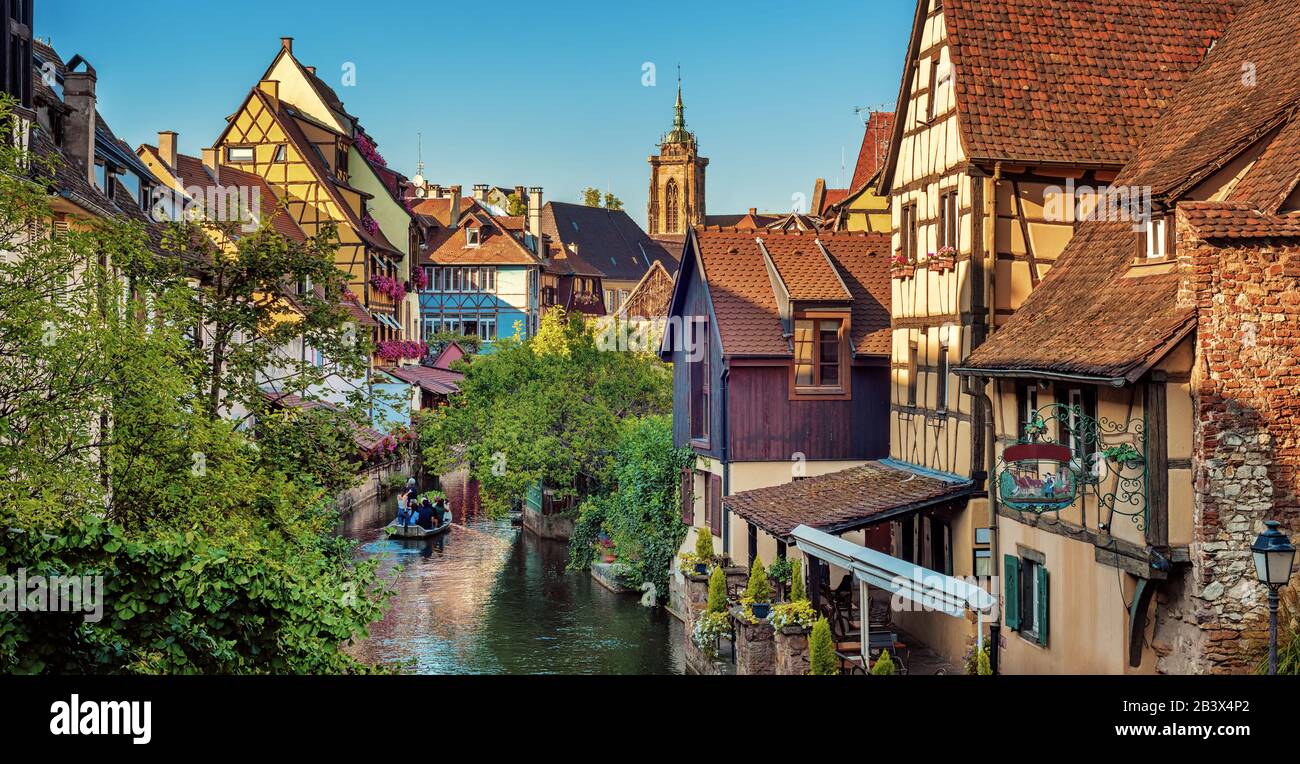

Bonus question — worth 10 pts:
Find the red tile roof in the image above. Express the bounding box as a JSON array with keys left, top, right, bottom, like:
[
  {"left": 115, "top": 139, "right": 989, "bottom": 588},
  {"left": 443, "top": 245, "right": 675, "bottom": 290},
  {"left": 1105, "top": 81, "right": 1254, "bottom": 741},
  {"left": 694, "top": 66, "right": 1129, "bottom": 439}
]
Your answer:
[
  {"left": 383, "top": 365, "right": 463, "bottom": 396},
  {"left": 542, "top": 202, "right": 677, "bottom": 282},
  {"left": 850, "top": 112, "right": 894, "bottom": 190},
  {"left": 960, "top": 0, "right": 1299, "bottom": 381},
  {"left": 691, "top": 229, "right": 892, "bottom": 358},
  {"left": 725, "top": 461, "right": 975, "bottom": 537},
  {"left": 423, "top": 202, "right": 540, "bottom": 266},
  {"left": 886, "top": 0, "right": 1240, "bottom": 177},
  {"left": 145, "top": 148, "right": 307, "bottom": 242}
]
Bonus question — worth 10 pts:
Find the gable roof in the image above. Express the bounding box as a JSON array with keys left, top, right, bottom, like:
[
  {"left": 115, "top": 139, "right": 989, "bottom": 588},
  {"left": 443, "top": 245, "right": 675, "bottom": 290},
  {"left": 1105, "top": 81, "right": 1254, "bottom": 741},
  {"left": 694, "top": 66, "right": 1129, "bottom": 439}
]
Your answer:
[
  {"left": 959, "top": 0, "right": 1300, "bottom": 382},
  {"left": 541, "top": 202, "right": 678, "bottom": 282},
  {"left": 422, "top": 200, "right": 540, "bottom": 266},
  {"left": 882, "top": 0, "right": 1240, "bottom": 191},
  {"left": 671, "top": 228, "right": 892, "bottom": 359}
]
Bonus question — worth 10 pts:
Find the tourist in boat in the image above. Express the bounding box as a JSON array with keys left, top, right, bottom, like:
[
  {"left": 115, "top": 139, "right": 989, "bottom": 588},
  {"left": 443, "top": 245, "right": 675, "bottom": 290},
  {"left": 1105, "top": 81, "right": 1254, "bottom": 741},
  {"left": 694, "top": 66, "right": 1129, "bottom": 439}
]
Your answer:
[
  {"left": 413, "top": 498, "right": 434, "bottom": 530},
  {"left": 433, "top": 497, "right": 449, "bottom": 528},
  {"left": 396, "top": 489, "right": 409, "bottom": 527}
]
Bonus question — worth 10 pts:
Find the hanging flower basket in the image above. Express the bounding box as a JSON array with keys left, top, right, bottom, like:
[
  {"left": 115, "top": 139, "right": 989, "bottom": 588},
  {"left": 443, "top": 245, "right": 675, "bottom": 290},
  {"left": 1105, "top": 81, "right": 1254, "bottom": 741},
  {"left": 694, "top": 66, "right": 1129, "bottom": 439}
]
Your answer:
[
  {"left": 928, "top": 246, "right": 957, "bottom": 272},
  {"left": 890, "top": 251, "right": 915, "bottom": 279}
]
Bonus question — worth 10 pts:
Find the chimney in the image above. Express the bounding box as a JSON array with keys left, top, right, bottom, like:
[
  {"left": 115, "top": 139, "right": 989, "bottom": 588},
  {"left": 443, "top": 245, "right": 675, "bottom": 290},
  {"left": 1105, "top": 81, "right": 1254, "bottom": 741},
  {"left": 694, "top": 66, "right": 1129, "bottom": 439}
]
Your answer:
[
  {"left": 259, "top": 79, "right": 280, "bottom": 105},
  {"left": 748, "top": 207, "right": 758, "bottom": 216},
  {"left": 447, "top": 185, "right": 462, "bottom": 226},
  {"left": 63, "top": 68, "right": 98, "bottom": 188},
  {"left": 280, "top": 37, "right": 294, "bottom": 54},
  {"left": 201, "top": 148, "right": 220, "bottom": 184},
  {"left": 429, "top": 184, "right": 443, "bottom": 198},
  {"left": 527, "top": 186, "right": 544, "bottom": 241},
  {"left": 305, "top": 65, "right": 316, "bottom": 75},
  {"left": 158, "top": 131, "right": 178, "bottom": 169},
  {"left": 472, "top": 183, "right": 489, "bottom": 201}
]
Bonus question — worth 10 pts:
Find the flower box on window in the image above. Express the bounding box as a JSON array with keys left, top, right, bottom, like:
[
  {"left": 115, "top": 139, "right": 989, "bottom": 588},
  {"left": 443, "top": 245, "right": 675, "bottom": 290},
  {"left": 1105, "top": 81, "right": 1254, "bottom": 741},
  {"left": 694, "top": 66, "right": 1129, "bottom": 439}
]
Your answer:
[
  {"left": 890, "top": 251, "right": 915, "bottom": 279},
  {"left": 927, "top": 246, "right": 957, "bottom": 272}
]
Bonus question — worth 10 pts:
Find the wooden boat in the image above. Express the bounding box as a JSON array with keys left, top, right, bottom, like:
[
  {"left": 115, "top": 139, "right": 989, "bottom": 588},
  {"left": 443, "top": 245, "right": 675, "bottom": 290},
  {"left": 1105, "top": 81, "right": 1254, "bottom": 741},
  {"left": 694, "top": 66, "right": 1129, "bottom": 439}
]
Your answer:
[{"left": 384, "top": 520, "right": 451, "bottom": 539}]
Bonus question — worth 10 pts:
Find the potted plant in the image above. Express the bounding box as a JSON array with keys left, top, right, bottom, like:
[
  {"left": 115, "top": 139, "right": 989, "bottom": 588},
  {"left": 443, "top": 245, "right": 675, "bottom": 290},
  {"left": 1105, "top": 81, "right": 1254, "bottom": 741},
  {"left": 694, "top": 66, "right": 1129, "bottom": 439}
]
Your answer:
[
  {"left": 929, "top": 245, "right": 957, "bottom": 272},
  {"left": 692, "top": 566, "right": 732, "bottom": 660},
  {"left": 871, "top": 649, "right": 897, "bottom": 675},
  {"left": 770, "top": 599, "right": 816, "bottom": 630},
  {"left": 766, "top": 556, "right": 793, "bottom": 601},
  {"left": 890, "top": 251, "right": 914, "bottom": 279},
  {"left": 598, "top": 536, "right": 617, "bottom": 563},
  {"left": 692, "top": 530, "right": 714, "bottom": 575},
  {"left": 742, "top": 558, "right": 773, "bottom": 620}
]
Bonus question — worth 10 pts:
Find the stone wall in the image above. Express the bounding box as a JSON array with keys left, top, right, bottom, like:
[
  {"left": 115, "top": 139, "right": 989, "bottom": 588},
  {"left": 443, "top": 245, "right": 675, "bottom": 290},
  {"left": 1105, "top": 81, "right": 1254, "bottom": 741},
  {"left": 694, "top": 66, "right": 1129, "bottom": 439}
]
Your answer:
[
  {"left": 521, "top": 504, "right": 575, "bottom": 540},
  {"left": 733, "top": 613, "right": 775, "bottom": 675},
  {"left": 774, "top": 626, "right": 811, "bottom": 675},
  {"left": 1158, "top": 235, "right": 1300, "bottom": 673}
]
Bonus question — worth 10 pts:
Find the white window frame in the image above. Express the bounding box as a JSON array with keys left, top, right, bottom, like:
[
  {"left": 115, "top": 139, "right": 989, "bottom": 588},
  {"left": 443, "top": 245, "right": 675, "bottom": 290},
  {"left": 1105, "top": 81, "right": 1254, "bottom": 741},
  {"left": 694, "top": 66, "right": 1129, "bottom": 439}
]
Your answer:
[
  {"left": 1146, "top": 217, "right": 1168, "bottom": 260},
  {"left": 226, "top": 146, "right": 255, "bottom": 163}
]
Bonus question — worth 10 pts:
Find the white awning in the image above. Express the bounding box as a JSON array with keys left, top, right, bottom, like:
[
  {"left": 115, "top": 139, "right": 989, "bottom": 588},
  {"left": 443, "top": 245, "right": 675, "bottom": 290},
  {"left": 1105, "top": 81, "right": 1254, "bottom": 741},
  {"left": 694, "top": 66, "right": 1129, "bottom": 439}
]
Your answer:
[{"left": 792, "top": 524, "right": 996, "bottom": 618}]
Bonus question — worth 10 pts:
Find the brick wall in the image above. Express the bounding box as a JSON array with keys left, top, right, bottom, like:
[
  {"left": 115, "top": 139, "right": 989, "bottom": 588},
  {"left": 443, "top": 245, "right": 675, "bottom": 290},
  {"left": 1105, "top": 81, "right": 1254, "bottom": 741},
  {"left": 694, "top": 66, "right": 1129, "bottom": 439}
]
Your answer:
[{"left": 1164, "top": 232, "right": 1300, "bottom": 673}]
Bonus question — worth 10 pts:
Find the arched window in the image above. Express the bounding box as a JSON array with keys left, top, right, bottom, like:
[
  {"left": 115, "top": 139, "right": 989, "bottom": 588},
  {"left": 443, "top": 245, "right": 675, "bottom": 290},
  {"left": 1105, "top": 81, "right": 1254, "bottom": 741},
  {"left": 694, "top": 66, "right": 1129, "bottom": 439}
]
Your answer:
[{"left": 665, "top": 179, "right": 680, "bottom": 232}]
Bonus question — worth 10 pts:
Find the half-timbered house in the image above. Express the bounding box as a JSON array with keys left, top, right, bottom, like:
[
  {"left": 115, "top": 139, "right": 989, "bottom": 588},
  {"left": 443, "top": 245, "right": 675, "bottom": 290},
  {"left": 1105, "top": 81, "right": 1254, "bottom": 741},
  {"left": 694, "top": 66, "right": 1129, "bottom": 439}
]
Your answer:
[{"left": 959, "top": 0, "right": 1296, "bottom": 674}]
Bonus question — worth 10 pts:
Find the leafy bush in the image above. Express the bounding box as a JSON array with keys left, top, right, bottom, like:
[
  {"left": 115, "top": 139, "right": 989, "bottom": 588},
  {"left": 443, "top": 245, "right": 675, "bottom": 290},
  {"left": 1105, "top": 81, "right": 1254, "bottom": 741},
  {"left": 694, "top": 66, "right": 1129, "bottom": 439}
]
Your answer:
[
  {"left": 707, "top": 565, "right": 728, "bottom": 615},
  {"left": 977, "top": 648, "right": 993, "bottom": 676},
  {"left": 771, "top": 600, "right": 817, "bottom": 630},
  {"left": 809, "top": 616, "right": 838, "bottom": 675},
  {"left": 745, "top": 558, "right": 771, "bottom": 603},
  {"left": 790, "top": 559, "right": 807, "bottom": 603},
  {"left": 872, "top": 649, "right": 897, "bottom": 676}
]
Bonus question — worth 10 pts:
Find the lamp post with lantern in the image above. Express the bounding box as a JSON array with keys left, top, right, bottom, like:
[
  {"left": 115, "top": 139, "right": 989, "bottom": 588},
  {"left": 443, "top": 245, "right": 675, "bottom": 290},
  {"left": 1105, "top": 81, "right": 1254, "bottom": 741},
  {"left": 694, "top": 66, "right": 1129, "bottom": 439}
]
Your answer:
[{"left": 1251, "top": 521, "right": 1296, "bottom": 675}]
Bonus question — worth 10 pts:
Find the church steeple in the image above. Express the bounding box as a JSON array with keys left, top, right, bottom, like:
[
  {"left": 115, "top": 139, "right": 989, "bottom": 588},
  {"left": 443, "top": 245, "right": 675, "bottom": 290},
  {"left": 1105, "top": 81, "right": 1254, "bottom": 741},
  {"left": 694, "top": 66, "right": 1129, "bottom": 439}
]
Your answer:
[
  {"left": 648, "top": 68, "right": 708, "bottom": 236},
  {"left": 665, "top": 70, "right": 692, "bottom": 145}
]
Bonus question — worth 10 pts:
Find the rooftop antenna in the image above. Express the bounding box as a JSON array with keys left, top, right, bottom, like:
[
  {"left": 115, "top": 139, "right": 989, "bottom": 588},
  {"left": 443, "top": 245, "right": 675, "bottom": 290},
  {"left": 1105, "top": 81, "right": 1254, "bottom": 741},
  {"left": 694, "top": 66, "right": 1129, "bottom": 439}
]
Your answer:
[{"left": 411, "top": 132, "right": 428, "bottom": 197}]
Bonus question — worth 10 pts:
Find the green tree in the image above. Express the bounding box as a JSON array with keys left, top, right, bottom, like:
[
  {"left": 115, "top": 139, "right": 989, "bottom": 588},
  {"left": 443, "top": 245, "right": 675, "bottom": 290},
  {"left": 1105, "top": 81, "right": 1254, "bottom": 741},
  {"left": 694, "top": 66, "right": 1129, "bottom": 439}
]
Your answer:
[
  {"left": 582, "top": 187, "right": 603, "bottom": 207},
  {"left": 417, "top": 309, "right": 670, "bottom": 515},
  {"left": 603, "top": 192, "right": 625, "bottom": 211},
  {"left": 148, "top": 216, "right": 369, "bottom": 422},
  {"left": 567, "top": 415, "right": 690, "bottom": 600},
  {"left": 707, "top": 565, "right": 728, "bottom": 614},
  {"left": 0, "top": 98, "right": 389, "bottom": 672},
  {"left": 809, "top": 616, "right": 838, "bottom": 675},
  {"left": 506, "top": 192, "right": 527, "bottom": 217},
  {"left": 790, "top": 558, "right": 806, "bottom": 601},
  {"left": 745, "top": 558, "right": 771, "bottom": 602}
]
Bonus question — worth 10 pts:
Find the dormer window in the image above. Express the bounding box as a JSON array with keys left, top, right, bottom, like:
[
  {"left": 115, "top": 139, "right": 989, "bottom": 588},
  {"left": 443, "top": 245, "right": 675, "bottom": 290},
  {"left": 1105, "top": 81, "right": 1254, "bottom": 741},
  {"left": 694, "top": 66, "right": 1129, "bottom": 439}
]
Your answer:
[
  {"left": 1144, "top": 216, "right": 1173, "bottom": 260},
  {"left": 466, "top": 227, "right": 481, "bottom": 247},
  {"left": 791, "top": 313, "right": 849, "bottom": 398}
]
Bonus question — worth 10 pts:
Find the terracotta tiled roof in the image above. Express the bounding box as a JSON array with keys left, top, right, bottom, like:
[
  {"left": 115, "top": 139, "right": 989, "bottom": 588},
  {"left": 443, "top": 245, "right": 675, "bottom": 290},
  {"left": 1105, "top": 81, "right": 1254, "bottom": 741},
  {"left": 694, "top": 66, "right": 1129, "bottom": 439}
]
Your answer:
[
  {"left": 851, "top": 112, "right": 894, "bottom": 190},
  {"left": 383, "top": 365, "right": 463, "bottom": 395},
  {"left": 821, "top": 234, "right": 893, "bottom": 356},
  {"left": 917, "top": 0, "right": 1240, "bottom": 168},
  {"left": 1229, "top": 119, "right": 1300, "bottom": 213},
  {"left": 1117, "top": 0, "right": 1300, "bottom": 200},
  {"left": 761, "top": 237, "right": 850, "bottom": 301},
  {"left": 341, "top": 291, "right": 380, "bottom": 328},
  {"left": 960, "top": 220, "right": 1193, "bottom": 380},
  {"left": 144, "top": 148, "right": 308, "bottom": 243},
  {"left": 423, "top": 203, "right": 540, "bottom": 266},
  {"left": 725, "top": 461, "right": 975, "bottom": 537},
  {"left": 410, "top": 196, "right": 475, "bottom": 227},
  {"left": 961, "top": 0, "right": 1300, "bottom": 381},
  {"left": 1180, "top": 202, "right": 1300, "bottom": 240},
  {"left": 692, "top": 229, "right": 892, "bottom": 358},
  {"left": 818, "top": 188, "right": 849, "bottom": 215}
]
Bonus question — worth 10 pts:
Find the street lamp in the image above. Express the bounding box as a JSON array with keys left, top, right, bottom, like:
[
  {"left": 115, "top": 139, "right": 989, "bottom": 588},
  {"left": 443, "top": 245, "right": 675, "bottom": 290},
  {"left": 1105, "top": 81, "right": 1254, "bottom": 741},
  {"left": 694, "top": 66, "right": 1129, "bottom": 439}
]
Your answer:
[{"left": 1251, "top": 521, "right": 1296, "bottom": 675}]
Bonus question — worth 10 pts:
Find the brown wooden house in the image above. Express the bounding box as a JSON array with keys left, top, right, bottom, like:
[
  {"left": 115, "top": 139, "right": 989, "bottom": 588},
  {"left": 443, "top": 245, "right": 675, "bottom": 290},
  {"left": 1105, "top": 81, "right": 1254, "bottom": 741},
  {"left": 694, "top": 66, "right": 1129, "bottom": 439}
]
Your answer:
[{"left": 659, "top": 227, "right": 893, "bottom": 610}]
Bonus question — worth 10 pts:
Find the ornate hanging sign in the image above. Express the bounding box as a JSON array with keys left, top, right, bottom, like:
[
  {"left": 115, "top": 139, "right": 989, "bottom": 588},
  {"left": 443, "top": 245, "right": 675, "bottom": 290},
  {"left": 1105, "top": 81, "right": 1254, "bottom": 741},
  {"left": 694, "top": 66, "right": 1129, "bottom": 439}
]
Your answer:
[
  {"left": 994, "top": 403, "right": 1149, "bottom": 530},
  {"left": 998, "top": 441, "right": 1080, "bottom": 513}
]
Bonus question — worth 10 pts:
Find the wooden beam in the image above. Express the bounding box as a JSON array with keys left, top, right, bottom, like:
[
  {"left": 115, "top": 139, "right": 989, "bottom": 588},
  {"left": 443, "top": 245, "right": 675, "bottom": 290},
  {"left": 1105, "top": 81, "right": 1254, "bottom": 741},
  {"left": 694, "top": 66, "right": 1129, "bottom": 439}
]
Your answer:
[
  {"left": 1145, "top": 380, "right": 1169, "bottom": 550},
  {"left": 1128, "top": 577, "right": 1157, "bottom": 668}
]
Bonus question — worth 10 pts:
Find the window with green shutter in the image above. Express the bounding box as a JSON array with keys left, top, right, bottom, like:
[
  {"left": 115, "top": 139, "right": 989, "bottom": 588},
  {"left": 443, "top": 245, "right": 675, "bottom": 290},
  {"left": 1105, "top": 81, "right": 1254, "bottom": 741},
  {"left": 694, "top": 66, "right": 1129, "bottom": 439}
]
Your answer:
[
  {"left": 1003, "top": 555, "right": 1020, "bottom": 631},
  {"left": 1035, "top": 564, "right": 1049, "bottom": 646}
]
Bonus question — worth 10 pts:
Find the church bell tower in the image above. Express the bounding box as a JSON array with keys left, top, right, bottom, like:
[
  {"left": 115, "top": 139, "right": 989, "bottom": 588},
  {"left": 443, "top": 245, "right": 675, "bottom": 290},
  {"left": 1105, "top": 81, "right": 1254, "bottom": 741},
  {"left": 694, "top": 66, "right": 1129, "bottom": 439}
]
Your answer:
[{"left": 648, "top": 76, "right": 707, "bottom": 236}]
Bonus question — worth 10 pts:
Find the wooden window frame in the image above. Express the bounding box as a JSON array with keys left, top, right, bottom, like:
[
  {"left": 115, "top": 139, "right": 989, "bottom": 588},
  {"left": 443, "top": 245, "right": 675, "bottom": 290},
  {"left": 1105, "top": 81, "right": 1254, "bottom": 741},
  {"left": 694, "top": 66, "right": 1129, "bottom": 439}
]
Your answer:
[
  {"left": 706, "top": 472, "right": 722, "bottom": 537},
  {"left": 935, "top": 340, "right": 950, "bottom": 414},
  {"left": 938, "top": 189, "right": 959, "bottom": 251},
  {"left": 789, "top": 311, "right": 851, "bottom": 400},
  {"left": 899, "top": 202, "right": 918, "bottom": 262},
  {"left": 225, "top": 145, "right": 255, "bottom": 163},
  {"left": 1015, "top": 381, "right": 1039, "bottom": 438},
  {"left": 926, "top": 55, "right": 940, "bottom": 123},
  {"left": 906, "top": 339, "right": 919, "bottom": 406},
  {"left": 680, "top": 468, "right": 694, "bottom": 525},
  {"left": 690, "top": 318, "right": 711, "bottom": 447}
]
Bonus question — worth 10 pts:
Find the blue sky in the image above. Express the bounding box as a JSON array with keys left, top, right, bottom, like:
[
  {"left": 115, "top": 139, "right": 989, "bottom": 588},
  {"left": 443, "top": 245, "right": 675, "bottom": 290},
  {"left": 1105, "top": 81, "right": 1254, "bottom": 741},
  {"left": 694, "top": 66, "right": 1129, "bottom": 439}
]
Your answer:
[{"left": 43, "top": 0, "right": 913, "bottom": 226}]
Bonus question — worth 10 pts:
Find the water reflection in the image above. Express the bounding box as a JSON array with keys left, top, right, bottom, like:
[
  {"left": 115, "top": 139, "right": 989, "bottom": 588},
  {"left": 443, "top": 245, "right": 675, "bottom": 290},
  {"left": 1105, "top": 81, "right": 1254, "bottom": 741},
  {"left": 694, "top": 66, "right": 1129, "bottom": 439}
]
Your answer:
[{"left": 344, "top": 475, "right": 683, "bottom": 675}]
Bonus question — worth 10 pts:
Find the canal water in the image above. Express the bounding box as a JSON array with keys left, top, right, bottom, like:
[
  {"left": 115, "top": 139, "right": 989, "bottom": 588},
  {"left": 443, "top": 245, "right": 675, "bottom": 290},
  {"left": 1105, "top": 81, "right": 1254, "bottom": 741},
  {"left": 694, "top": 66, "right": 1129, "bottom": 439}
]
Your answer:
[{"left": 343, "top": 474, "right": 684, "bottom": 674}]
